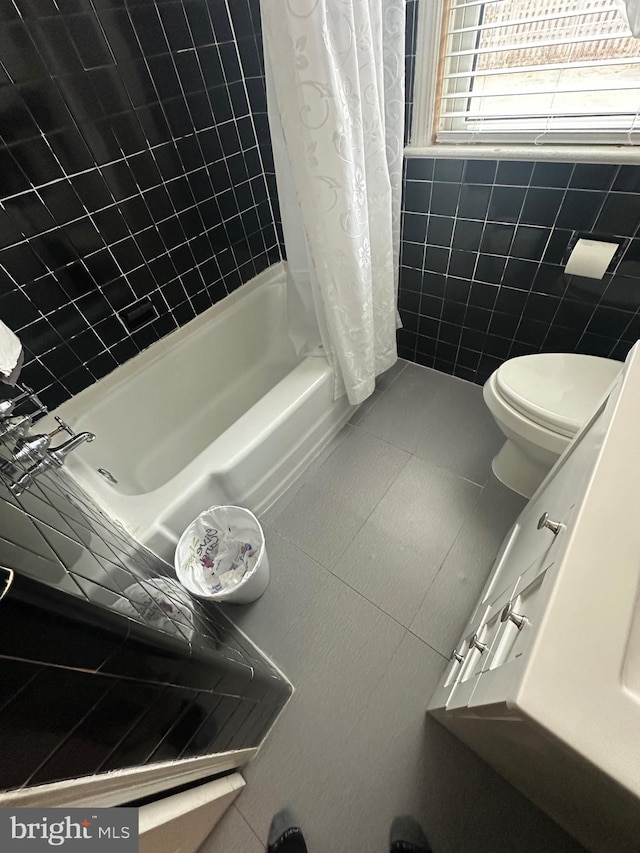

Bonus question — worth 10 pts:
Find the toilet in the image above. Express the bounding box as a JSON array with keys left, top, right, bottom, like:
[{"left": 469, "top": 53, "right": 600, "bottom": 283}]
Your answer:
[{"left": 483, "top": 353, "right": 622, "bottom": 498}]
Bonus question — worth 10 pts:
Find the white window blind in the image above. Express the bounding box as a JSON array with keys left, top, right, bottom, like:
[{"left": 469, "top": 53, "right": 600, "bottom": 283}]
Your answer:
[{"left": 436, "top": 0, "right": 640, "bottom": 145}]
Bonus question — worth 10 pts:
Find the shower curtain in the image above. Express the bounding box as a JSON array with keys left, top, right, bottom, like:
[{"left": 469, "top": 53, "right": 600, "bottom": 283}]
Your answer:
[{"left": 261, "top": 0, "right": 405, "bottom": 405}]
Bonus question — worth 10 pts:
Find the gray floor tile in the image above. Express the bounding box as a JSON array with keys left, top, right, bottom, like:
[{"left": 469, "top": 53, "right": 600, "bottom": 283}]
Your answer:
[
  {"left": 332, "top": 457, "right": 481, "bottom": 627},
  {"left": 201, "top": 805, "right": 262, "bottom": 853},
  {"left": 329, "top": 631, "right": 579, "bottom": 853},
  {"left": 211, "top": 630, "right": 583, "bottom": 853},
  {"left": 377, "top": 357, "right": 409, "bottom": 392},
  {"left": 233, "top": 631, "right": 446, "bottom": 853},
  {"left": 219, "top": 526, "right": 330, "bottom": 678},
  {"left": 323, "top": 632, "right": 449, "bottom": 852},
  {"left": 260, "top": 428, "right": 350, "bottom": 530},
  {"left": 266, "top": 428, "right": 410, "bottom": 569},
  {"left": 460, "top": 758, "right": 587, "bottom": 853},
  {"left": 231, "top": 577, "right": 406, "bottom": 847},
  {"left": 299, "top": 426, "right": 410, "bottom": 515},
  {"left": 293, "top": 424, "right": 352, "bottom": 485},
  {"left": 349, "top": 357, "right": 409, "bottom": 426},
  {"left": 354, "top": 363, "right": 452, "bottom": 453},
  {"left": 348, "top": 393, "right": 379, "bottom": 426},
  {"left": 413, "top": 377, "right": 504, "bottom": 485},
  {"left": 269, "top": 562, "right": 406, "bottom": 696},
  {"left": 410, "top": 476, "right": 527, "bottom": 656},
  {"left": 264, "top": 480, "right": 368, "bottom": 569},
  {"left": 371, "top": 455, "right": 482, "bottom": 552}
]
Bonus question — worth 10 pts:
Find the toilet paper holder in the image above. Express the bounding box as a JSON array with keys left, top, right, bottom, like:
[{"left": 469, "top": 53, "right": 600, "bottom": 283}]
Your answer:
[{"left": 563, "top": 232, "right": 627, "bottom": 280}]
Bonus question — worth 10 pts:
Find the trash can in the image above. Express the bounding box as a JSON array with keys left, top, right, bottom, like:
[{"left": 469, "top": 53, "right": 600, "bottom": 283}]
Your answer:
[{"left": 174, "top": 505, "right": 269, "bottom": 604}]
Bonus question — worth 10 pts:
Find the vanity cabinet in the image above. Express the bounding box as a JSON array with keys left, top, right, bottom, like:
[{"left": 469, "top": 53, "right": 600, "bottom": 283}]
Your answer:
[{"left": 428, "top": 343, "right": 640, "bottom": 853}]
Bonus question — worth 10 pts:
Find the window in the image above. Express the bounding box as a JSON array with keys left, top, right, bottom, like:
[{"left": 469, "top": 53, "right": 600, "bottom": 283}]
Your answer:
[{"left": 413, "top": 0, "right": 640, "bottom": 148}]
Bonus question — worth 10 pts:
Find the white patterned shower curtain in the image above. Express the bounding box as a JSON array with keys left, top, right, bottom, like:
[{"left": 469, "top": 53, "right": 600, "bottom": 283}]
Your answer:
[{"left": 261, "top": 0, "right": 405, "bottom": 405}]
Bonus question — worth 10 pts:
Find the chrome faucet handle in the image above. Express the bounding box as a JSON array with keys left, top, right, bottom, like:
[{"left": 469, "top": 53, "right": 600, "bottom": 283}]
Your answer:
[
  {"left": 28, "top": 390, "right": 48, "bottom": 421},
  {"left": 1, "top": 409, "right": 95, "bottom": 494},
  {"left": 52, "top": 416, "right": 74, "bottom": 437},
  {"left": 0, "top": 385, "right": 33, "bottom": 418},
  {"left": 0, "top": 387, "right": 48, "bottom": 440},
  {"left": 14, "top": 433, "right": 53, "bottom": 464},
  {"left": 12, "top": 415, "right": 73, "bottom": 464},
  {"left": 4, "top": 385, "right": 44, "bottom": 410},
  {"left": 6, "top": 429, "right": 96, "bottom": 495},
  {"left": 7, "top": 462, "right": 40, "bottom": 496}
]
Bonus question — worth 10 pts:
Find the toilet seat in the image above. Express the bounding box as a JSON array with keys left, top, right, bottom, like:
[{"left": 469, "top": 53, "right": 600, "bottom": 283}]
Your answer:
[{"left": 495, "top": 353, "right": 622, "bottom": 438}]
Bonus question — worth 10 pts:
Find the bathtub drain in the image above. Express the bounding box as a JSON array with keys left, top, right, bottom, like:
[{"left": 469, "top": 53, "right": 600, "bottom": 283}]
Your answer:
[{"left": 98, "top": 468, "right": 118, "bottom": 484}]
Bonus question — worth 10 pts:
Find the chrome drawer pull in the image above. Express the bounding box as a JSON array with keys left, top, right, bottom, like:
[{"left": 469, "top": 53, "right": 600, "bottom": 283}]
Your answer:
[
  {"left": 0, "top": 567, "right": 14, "bottom": 603},
  {"left": 537, "top": 512, "right": 562, "bottom": 535},
  {"left": 451, "top": 649, "right": 465, "bottom": 663},
  {"left": 469, "top": 634, "right": 488, "bottom": 654},
  {"left": 501, "top": 602, "right": 526, "bottom": 630}
]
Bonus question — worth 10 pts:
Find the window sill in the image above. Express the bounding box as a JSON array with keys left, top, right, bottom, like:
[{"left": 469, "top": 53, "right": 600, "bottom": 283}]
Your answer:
[{"left": 404, "top": 142, "right": 640, "bottom": 165}]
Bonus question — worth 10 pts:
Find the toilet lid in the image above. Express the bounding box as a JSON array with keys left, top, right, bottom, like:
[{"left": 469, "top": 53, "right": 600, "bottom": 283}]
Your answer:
[{"left": 495, "top": 353, "right": 622, "bottom": 436}]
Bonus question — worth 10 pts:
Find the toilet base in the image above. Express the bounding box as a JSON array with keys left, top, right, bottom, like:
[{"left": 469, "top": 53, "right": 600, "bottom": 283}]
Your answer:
[{"left": 491, "top": 439, "right": 555, "bottom": 499}]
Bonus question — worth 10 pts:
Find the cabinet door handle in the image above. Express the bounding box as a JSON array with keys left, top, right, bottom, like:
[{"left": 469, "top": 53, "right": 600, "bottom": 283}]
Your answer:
[
  {"left": 501, "top": 602, "right": 526, "bottom": 630},
  {"left": 537, "top": 512, "right": 562, "bottom": 535},
  {"left": 0, "top": 567, "right": 14, "bottom": 603},
  {"left": 469, "top": 633, "right": 488, "bottom": 654},
  {"left": 451, "top": 649, "right": 465, "bottom": 663}
]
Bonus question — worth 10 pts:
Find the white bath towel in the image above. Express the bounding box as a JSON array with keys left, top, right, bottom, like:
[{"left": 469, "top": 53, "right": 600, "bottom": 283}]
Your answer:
[{"left": 0, "top": 320, "right": 23, "bottom": 385}]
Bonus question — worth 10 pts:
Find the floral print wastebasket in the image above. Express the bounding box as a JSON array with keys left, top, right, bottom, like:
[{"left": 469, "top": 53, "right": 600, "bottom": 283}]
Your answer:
[{"left": 174, "top": 505, "right": 269, "bottom": 604}]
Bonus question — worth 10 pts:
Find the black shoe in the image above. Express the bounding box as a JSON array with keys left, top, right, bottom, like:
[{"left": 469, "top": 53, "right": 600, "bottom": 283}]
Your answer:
[
  {"left": 268, "top": 809, "right": 308, "bottom": 853},
  {"left": 390, "top": 816, "right": 432, "bottom": 853}
]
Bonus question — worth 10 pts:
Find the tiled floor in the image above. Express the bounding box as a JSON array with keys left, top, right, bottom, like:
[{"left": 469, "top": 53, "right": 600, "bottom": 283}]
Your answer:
[{"left": 201, "top": 361, "right": 586, "bottom": 853}]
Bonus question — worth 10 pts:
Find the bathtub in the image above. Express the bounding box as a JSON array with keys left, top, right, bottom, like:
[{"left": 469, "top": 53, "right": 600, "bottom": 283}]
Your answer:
[{"left": 45, "top": 263, "right": 355, "bottom": 562}]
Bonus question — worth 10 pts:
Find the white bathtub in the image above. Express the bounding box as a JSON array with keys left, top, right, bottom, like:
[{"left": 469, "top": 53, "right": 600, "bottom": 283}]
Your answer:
[{"left": 45, "top": 263, "right": 355, "bottom": 561}]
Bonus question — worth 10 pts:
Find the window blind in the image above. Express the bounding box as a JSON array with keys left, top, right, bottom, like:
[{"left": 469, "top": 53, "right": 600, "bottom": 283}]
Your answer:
[{"left": 436, "top": 0, "right": 640, "bottom": 144}]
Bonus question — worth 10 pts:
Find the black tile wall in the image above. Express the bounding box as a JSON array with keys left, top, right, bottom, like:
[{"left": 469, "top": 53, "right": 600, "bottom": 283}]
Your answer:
[
  {"left": 399, "top": 159, "right": 640, "bottom": 383},
  {"left": 400, "top": 0, "right": 640, "bottom": 384},
  {"left": 0, "top": 435, "right": 290, "bottom": 792},
  {"left": 0, "top": 0, "right": 281, "bottom": 409}
]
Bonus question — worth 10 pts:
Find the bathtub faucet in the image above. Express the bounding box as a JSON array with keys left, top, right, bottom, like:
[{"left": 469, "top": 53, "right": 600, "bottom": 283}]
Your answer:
[
  {"left": 48, "top": 430, "right": 96, "bottom": 465},
  {"left": 0, "top": 417, "right": 95, "bottom": 496},
  {"left": 0, "top": 385, "right": 48, "bottom": 443}
]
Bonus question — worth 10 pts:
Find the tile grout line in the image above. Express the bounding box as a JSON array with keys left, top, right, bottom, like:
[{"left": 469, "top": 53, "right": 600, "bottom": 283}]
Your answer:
[
  {"left": 229, "top": 803, "right": 265, "bottom": 850},
  {"left": 405, "top": 474, "right": 491, "bottom": 634}
]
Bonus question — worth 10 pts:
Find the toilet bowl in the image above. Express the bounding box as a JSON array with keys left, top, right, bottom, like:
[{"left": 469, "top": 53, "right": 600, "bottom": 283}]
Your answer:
[{"left": 483, "top": 353, "right": 622, "bottom": 497}]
